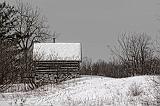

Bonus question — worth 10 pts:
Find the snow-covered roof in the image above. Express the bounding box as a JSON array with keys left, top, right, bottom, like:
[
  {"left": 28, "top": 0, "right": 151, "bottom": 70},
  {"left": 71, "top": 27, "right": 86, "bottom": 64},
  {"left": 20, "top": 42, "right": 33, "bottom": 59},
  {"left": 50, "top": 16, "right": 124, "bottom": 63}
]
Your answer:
[{"left": 33, "top": 43, "right": 82, "bottom": 61}]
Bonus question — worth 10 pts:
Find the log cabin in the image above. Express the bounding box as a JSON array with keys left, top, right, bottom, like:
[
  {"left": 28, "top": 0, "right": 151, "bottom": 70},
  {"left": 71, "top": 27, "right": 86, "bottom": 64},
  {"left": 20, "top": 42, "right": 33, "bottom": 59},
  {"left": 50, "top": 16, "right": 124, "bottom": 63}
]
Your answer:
[{"left": 33, "top": 43, "right": 82, "bottom": 84}]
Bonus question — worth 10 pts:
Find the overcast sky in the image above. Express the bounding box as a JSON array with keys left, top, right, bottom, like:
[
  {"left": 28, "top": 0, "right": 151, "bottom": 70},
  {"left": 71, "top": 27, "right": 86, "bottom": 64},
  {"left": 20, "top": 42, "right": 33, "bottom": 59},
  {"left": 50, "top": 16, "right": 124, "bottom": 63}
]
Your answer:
[{"left": 5, "top": 0, "right": 160, "bottom": 61}]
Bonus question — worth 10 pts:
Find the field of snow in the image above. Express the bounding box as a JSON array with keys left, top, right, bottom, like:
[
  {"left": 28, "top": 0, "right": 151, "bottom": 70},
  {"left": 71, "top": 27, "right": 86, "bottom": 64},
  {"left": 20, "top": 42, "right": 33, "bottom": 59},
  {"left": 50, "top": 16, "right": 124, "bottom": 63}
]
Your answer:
[{"left": 0, "top": 75, "right": 160, "bottom": 106}]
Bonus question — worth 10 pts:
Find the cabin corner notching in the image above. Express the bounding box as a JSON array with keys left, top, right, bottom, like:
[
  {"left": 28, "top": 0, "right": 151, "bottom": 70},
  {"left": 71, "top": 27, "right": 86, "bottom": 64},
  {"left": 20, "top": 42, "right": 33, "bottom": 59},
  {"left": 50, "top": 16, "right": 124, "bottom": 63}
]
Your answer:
[{"left": 33, "top": 43, "right": 82, "bottom": 84}]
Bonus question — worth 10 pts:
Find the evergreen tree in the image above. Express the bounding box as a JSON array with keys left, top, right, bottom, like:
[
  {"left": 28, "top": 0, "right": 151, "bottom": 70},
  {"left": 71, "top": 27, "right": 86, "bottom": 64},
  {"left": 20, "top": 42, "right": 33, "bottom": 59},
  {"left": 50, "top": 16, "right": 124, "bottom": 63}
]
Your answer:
[{"left": 0, "top": 2, "right": 18, "bottom": 92}]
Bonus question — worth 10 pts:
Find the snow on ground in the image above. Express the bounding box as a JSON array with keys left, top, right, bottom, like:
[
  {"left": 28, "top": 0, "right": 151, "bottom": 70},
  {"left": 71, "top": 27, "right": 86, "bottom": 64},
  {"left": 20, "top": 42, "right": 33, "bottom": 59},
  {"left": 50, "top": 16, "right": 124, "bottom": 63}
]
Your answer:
[{"left": 0, "top": 75, "right": 159, "bottom": 106}]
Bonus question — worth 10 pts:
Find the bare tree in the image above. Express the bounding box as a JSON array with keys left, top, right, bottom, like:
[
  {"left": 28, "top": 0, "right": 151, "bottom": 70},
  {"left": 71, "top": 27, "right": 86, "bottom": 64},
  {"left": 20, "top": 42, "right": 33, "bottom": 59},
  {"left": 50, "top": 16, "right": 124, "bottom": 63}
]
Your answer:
[
  {"left": 12, "top": 0, "right": 53, "bottom": 83},
  {"left": 111, "top": 32, "right": 154, "bottom": 76},
  {"left": 14, "top": 0, "right": 51, "bottom": 51}
]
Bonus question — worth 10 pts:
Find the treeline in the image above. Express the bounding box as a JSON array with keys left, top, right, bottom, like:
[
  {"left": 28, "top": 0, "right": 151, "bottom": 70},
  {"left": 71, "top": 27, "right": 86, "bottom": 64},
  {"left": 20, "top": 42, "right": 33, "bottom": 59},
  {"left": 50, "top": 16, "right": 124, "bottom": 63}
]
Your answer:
[{"left": 80, "top": 33, "right": 160, "bottom": 78}]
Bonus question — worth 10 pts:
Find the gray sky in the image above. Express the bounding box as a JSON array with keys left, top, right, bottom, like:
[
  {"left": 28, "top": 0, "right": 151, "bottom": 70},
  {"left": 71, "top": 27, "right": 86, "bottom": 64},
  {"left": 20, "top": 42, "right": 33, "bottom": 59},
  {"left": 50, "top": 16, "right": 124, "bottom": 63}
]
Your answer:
[{"left": 5, "top": 0, "right": 160, "bottom": 61}]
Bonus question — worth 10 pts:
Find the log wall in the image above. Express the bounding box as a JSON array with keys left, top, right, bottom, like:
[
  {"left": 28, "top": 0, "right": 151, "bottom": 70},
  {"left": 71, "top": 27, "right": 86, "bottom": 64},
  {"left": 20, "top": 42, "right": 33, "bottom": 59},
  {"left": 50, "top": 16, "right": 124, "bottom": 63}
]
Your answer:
[{"left": 34, "top": 61, "right": 80, "bottom": 84}]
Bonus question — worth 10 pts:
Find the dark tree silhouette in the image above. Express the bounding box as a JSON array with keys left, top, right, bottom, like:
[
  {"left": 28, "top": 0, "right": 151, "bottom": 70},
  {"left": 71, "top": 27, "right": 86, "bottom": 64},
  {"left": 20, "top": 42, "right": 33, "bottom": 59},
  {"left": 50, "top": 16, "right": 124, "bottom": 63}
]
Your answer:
[{"left": 0, "top": 2, "right": 19, "bottom": 92}]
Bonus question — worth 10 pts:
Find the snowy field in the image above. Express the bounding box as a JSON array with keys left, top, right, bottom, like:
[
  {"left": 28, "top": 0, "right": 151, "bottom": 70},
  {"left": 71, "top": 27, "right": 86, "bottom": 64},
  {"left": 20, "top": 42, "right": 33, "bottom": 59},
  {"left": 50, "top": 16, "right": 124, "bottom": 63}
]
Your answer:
[{"left": 0, "top": 75, "right": 160, "bottom": 106}]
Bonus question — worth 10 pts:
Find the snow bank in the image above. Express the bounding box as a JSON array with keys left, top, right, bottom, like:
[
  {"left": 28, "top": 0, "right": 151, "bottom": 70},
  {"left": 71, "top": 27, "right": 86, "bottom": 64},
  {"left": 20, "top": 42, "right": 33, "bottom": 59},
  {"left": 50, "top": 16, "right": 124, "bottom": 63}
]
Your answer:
[{"left": 0, "top": 75, "right": 159, "bottom": 106}]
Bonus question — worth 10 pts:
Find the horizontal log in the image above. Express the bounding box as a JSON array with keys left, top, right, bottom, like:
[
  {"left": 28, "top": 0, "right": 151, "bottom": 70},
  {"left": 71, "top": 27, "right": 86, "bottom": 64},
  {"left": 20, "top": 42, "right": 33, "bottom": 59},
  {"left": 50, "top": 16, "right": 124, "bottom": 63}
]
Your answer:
[
  {"left": 35, "top": 69, "right": 78, "bottom": 73},
  {"left": 34, "top": 60, "right": 80, "bottom": 62},
  {"left": 35, "top": 66, "right": 79, "bottom": 70},
  {"left": 35, "top": 64, "right": 79, "bottom": 67}
]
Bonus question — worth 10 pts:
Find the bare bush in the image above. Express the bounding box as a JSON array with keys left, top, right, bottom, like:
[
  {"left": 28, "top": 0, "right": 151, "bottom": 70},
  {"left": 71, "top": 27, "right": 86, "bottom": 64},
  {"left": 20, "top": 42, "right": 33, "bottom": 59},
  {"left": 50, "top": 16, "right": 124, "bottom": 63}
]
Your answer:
[{"left": 128, "top": 82, "right": 143, "bottom": 97}]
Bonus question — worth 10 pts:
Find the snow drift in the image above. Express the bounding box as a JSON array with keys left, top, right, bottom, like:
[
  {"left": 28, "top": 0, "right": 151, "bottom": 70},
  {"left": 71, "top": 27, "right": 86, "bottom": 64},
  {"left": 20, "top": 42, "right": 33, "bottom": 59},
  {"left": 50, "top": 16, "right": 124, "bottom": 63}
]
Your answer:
[{"left": 0, "top": 75, "right": 159, "bottom": 106}]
